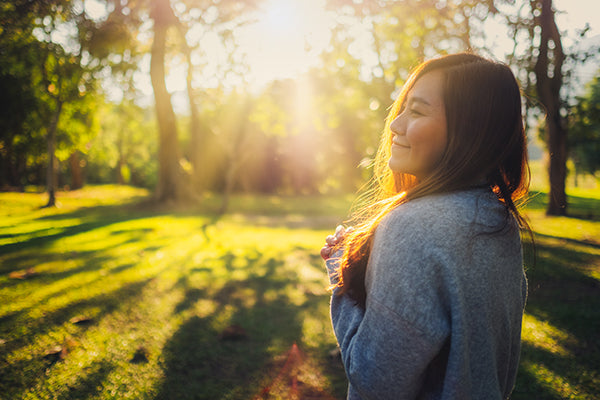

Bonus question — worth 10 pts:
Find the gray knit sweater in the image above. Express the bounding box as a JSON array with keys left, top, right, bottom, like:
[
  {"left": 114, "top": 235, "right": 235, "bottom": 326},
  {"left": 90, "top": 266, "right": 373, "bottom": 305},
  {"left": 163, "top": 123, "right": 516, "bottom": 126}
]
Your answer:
[{"left": 327, "top": 188, "right": 527, "bottom": 400}]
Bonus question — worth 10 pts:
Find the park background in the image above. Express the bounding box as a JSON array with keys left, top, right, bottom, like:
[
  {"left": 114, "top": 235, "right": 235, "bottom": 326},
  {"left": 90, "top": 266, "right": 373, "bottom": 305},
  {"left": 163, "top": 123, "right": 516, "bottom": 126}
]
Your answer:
[{"left": 1, "top": 0, "right": 600, "bottom": 399}]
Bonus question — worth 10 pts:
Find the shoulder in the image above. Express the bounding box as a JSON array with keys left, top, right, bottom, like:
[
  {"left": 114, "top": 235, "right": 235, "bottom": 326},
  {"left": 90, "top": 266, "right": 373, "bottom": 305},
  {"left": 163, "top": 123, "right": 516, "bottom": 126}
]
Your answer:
[{"left": 382, "top": 189, "right": 504, "bottom": 236}]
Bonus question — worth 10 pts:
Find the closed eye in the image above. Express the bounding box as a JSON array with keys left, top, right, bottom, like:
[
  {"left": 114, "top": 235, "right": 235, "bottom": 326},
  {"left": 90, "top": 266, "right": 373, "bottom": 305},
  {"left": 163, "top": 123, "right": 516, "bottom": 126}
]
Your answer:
[{"left": 399, "top": 105, "right": 423, "bottom": 116}]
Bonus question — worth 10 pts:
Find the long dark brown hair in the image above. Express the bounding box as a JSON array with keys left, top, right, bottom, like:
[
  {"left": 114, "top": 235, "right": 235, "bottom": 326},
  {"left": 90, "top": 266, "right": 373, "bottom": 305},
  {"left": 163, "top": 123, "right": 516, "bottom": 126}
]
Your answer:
[{"left": 334, "top": 53, "right": 531, "bottom": 306}]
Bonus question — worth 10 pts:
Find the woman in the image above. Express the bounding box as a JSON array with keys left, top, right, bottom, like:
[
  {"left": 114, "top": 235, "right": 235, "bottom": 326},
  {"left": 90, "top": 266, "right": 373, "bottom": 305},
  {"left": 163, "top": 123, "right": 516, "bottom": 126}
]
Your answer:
[{"left": 321, "top": 53, "right": 531, "bottom": 399}]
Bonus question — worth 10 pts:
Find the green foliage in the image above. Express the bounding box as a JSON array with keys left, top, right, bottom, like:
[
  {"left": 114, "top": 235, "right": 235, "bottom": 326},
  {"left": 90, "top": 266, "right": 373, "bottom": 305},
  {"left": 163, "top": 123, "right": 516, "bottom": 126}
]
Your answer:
[
  {"left": 86, "top": 102, "right": 158, "bottom": 188},
  {"left": 188, "top": 81, "right": 359, "bottom": 195},
  {"left": 311, "top": 43, "right": 384, "bottom": 192},
  {"left": 2, "top": 0, "right": 597, "bottom": 204},
  {"left": 56, "top": 91, "right": 100, "bottom": 162},
  {"left": 0, "top": 3, "right": 49, "bottom": 187},
  {"left": 569, "top": 72, "right": 600, "bottom": 177},
  {"left": 0, "top": 0, "right": 102, "bottom": 190}
]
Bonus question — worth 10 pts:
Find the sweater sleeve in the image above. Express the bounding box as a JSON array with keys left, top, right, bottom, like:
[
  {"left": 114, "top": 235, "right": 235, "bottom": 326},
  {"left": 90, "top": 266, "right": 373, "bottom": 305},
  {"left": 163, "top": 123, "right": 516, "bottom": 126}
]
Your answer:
[{"left": 329, "top": 206, "right": 453, "bottom": 400}]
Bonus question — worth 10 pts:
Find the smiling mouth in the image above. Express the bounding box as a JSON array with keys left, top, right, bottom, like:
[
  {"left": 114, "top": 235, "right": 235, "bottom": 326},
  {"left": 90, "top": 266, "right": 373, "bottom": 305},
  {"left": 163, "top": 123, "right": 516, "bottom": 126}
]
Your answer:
[
  {"left": 392, "top": 141, "right": 410, "bottom": 149},
  {"left": 391, "top": 135, "right": 410, "bottom": 148}
]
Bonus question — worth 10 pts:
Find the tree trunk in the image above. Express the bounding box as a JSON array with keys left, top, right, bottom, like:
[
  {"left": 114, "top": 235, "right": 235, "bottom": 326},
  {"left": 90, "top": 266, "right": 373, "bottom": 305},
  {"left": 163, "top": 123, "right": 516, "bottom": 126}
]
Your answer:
[
  {"left": 176, "top": 29, "right": 204, "bottom": 192},
  {"left": 218, "top": 163, "right": 237, "bottom": 215},
  {"left": 150, "top": 0, "right": 186, "bottom": 203},
  {"left": 45, "top": 99, "right": 63, "bottom": 207},
  {"left": 218, "top": 100, "right": 252, "bottom": 214},
  {"left": 116, "top": 130, "right": 124, "bottom": 184},
  {"left": 187, "top": 74, "right": 202, "bottom": 181},
  {"left": 186, "top": 46, "right": 208, "bottom": 194},
  {"left": 546, "top": 113, "right": 567, "bottom": 214},
  {"left": 69, "top": 151, "right": 84, "bottom": 190},
  {"left": 1, "top": 140, "right": 21, "bottom": 189},
  {"left": 533, "top": 0, "right": 567, "bottom": 216}
]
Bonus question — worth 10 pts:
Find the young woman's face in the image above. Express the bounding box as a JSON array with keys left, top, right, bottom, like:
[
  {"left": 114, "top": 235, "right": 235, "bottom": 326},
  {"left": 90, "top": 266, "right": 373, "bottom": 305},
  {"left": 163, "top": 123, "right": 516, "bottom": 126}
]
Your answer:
[{"left": 388, "top": 70, "right": 448, "bottom": 180}]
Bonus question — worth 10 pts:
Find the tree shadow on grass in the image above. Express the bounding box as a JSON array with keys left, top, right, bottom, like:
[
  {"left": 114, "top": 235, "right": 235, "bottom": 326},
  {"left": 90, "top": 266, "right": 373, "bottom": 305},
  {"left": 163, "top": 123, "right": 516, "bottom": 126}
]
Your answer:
[
  {"left": 0, "top": 237, "right": 167, "bottom": 339},
  {"left": 534, "top": 232, "right": 600, "bottom": 250},
  {"left": 0, "top": 278, "right": 155, "bottom": 364},
  {"left": 60, "top": 359, "right": 116, "bottom": 400},
  {"left": 2, "top": 249, "right": 123, "bottom": 287},
  {"left": 0, "top": 277, "right": 156, "bottom": 399},
  {"left": 1, "top": 207, "right": 138, "bottom": 258},
  {"left": 1, "top": 198, "right": 232, "bottom": 398},
  {"left": 527, "top": 191, "right": 600, "bottom": 221},
  {"left": 0, "top": 198, "right": 215, "bottom": 262},
  {"left": 154, "top": 252, "right": 341, "bottom": 400},
  {"left": 513, "top": 343, "right": 574, "bottom": 400},
  {"left": 512, "top": 235, "right": 600, "bottom": 399}
]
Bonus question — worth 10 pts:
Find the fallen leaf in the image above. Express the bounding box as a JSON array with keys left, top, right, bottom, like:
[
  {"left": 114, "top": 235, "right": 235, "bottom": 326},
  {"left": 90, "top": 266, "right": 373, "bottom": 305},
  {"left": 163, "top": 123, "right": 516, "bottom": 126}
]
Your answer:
[
  {"left": 130, "top": 347, "right": 149, "bottom": 364},
  {"left": 8, "top": 268, "right": 38, "bottom": 280},
  {"left": 328, "top": 347, "right": 341, "bottom": 361},
  {"left": 69, "top": 316, "right": 94, "bottom": 326},
  {"left": 43, "top": 345, "right": 67, "bottom": 364},
  {"left": 219, "top": 324, "right": 247, "bottom": 341}
]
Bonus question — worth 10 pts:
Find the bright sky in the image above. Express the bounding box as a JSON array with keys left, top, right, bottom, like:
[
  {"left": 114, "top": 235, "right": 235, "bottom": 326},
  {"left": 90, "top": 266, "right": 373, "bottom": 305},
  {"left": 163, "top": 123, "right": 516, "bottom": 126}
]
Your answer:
[
  {"left": 237, "top": 0, "right": 600, "bottom": 87},
  {"left": 235, "top": 0, "right": 336, "bottom": 86},
  {"left": 242, "top": 0, "right": 600, "bottom": 86},
  {"left": 82, "top": 0, "right": 600, "bottom": 107}
]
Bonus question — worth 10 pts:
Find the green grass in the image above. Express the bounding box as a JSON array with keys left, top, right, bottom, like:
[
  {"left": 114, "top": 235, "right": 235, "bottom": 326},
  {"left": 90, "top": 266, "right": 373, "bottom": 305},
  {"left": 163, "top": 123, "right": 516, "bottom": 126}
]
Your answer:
[
  {"left": 1, "top": 183, "right": 599, "bottom": 399},
  {"left": 512, "top": 183, "right": 600, "bottom": 399},
  {"left": 1, "top": 186, "right": 351, "bottom": 399}
]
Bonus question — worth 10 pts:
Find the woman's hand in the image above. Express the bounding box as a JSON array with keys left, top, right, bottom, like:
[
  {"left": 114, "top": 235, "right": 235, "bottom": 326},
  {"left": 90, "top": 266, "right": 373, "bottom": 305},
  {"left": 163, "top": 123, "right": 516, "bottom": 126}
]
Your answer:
[{"left": 320, "top": 225, "right": 353, "bottom": 260}]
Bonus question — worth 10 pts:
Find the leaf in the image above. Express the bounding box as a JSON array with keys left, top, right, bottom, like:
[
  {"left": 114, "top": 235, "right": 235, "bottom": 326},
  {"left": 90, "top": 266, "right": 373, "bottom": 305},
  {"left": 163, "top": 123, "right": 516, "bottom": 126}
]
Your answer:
[
  {"left": 8, "top": 268, "right": 38, "bottom": 280},
  {"left": 43, "top": 345, "right": 67, "bottom": 364},
  {"left": 218, "top": 324, "right": 247, "bottom": 341},
  {"left": 69, "top": 315, "right": 94, "bottom": 326},
  {"left": 130, "top": 346, "right": 149, "bottom": 364}
]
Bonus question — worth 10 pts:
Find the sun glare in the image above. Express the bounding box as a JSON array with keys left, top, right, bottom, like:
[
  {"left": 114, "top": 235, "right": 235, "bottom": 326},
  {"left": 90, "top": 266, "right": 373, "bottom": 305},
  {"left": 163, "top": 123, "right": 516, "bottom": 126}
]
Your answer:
[
  {"left": 129, "top": 0, "right": 336, "bottom": 112},
  {"left": 261, "top": 0, "right": 301, "bottom": 35},
  {"left": 129, "top": 0, "right": 598, "bottom": 111},
  {"left": 235, "top": 0, "right": 335, "bottom": 88}
]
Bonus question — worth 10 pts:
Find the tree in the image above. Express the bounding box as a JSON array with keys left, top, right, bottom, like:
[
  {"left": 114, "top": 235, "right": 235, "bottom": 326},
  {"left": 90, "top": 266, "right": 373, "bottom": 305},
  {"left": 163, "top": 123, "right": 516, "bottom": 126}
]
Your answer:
[
  {"left": 531, "top": 0, "right": 568, "bottom": 215},
  {"left": 40, "top": 42, "right": 96, "bottom": 206},
  {"left": 496, "top": 0, "right": 597, "bottom": 214},
  {"left": 174, "top": 0, "right": 258, "bottom": 194},
  {"left": 0, "top": 2, "right": 46, "bottom": 189},
  {"left": 122, "top": 0, "right": 260, "bottom": 202},
  {"left": 149, "top": 0, "right": 189, "bottom": 202},
  {"left": 86, "top": 101, "right": 158, "bottom": 187},
  {"left": 0, "top": 0, "right": 99, "bottom": 204},
  {"left": 57, "top": 93, "right": 100, "bottom": 189}
]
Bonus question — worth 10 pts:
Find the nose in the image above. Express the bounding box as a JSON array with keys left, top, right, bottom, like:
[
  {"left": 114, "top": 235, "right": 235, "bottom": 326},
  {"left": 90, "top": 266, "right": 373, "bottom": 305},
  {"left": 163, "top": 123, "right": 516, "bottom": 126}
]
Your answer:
[{"left": 390, "top": 112, "right": 405, "bottom": 136}]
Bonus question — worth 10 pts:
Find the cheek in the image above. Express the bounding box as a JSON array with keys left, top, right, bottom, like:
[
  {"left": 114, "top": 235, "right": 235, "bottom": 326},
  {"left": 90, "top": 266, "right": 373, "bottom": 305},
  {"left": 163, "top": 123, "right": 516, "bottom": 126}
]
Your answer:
[
  {"left": 407, "top": 122, "right": 446, "bottom": 150},
  {"left": 408, "top": 124, "right": 448, "bottom": 169}
]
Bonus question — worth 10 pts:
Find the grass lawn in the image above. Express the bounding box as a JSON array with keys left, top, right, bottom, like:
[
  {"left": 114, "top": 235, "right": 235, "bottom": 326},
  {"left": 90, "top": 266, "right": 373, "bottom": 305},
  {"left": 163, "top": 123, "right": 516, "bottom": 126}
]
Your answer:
[{"left": 1, "top": 182, "right": 599, "bottom": 399}]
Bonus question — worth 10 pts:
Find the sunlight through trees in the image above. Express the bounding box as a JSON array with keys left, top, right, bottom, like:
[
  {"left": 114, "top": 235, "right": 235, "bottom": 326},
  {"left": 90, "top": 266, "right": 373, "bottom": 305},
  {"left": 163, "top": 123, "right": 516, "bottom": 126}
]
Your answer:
[{"left": 1, "top": 0, "right": 598, "bottom": 208}]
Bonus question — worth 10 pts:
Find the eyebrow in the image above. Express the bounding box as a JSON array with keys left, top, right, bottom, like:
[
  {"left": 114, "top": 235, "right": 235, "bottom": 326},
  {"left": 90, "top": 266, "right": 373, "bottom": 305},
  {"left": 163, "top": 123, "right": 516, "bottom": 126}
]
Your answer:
[{"left": 407, "top": 96, "right": 431, "bottom": 107}]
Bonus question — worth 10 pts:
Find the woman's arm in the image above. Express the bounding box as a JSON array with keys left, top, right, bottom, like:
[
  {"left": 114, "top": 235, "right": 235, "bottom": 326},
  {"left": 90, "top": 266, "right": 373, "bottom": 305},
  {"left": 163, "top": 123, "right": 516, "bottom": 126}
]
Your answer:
[
  {"left": 327, "top": 212, "right": 451, "bottom": 399},
  {"left": 330, "top": 293, "right": 445, "bottom": 399}
]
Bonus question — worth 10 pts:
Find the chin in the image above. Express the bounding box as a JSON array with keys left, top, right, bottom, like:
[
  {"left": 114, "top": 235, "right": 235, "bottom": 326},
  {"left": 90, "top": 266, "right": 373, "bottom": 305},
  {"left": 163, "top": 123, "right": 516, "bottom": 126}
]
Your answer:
[{"left": 388, "top": 157, "right": 404, "bottom": 174}]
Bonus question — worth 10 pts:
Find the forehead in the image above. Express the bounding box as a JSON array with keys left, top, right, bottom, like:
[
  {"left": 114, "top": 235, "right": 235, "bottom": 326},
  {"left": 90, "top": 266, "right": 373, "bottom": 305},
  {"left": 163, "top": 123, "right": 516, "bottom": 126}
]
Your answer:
[{"left": 407, "top": 70, "right": 445, "bottom": 106}]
